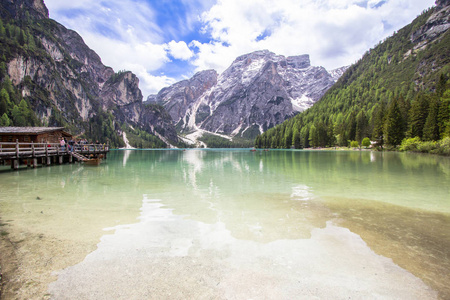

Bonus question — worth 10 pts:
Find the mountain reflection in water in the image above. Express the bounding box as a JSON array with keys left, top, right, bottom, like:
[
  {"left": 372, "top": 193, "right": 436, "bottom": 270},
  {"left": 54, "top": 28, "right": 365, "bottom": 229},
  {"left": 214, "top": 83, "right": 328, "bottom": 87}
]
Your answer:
[{"left": 1, "top": 149, "right": 448, "bottom": 299}]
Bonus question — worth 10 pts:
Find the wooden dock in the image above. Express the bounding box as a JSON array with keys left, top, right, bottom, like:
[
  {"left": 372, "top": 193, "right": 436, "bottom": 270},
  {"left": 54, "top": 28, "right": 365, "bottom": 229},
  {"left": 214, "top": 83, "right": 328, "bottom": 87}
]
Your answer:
[{"left": 0, "top": 141, "right": 109, "bottom": 170}]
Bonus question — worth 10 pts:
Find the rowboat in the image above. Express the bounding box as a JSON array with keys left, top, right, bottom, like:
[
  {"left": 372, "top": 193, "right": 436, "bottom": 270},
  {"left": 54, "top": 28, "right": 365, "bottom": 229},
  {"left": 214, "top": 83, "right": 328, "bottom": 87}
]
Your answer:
[{"left": 84, "top": 158, "right": 102, "bottom": 165}]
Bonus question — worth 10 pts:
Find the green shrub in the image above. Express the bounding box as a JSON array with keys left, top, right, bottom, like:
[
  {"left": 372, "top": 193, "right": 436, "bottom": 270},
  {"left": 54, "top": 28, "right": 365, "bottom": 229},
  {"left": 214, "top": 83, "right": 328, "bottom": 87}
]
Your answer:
[
  {"left": 361, "top": 137, "right": 371, "bottom": 148},
  {"left": 436, "top": 137, "right": 450, "bottom": 155},
  {"left": 399, "top": 137, "right": 421, "bottom": 152},
  {"left": 400, "top": 137, "right": 450, "bottom": 155},
  {"left": 350, "top": 140, "right": 359, "bottom": 148},
  {"left": 417, "top": 141, "right": 437, "bottom": 153}
]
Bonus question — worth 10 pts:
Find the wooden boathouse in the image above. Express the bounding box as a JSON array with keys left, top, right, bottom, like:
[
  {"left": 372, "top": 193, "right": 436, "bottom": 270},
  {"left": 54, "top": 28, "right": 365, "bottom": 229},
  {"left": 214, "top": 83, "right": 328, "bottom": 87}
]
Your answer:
[
  {"left": 0, "top": 127, "right": 109, "bottom": 170},
  {"left": 0, "top": 126, "right": 72, "bottom": 143}
]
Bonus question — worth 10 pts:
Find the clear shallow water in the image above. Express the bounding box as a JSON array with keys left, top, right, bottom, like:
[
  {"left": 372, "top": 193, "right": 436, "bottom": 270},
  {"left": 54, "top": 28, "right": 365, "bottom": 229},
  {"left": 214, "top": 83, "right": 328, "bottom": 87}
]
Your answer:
[{"left": 0, "top": 149, "right": 449, "bottom": 299}]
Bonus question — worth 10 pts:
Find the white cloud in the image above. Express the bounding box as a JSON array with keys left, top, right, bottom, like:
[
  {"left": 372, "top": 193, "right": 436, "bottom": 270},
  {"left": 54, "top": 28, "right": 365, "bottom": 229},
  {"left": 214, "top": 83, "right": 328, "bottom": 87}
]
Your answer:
[
  {"left": 44, "top": 0, "right": 435, "bottom": 97},
  {"left": 192, "top": 0, "right": 436, "bottom": 72},
  {"left": 44, "top": 0, "right": 174, "bottom": 96},
  {"left": 165, "top": 41, "right": 194, "bottom": 60}
]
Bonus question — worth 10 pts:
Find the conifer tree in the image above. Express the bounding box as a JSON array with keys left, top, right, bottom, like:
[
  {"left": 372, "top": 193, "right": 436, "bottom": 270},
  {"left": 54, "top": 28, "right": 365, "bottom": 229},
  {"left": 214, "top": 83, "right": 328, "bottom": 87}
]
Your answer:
[
  {"left": 0, "top": 19, "right": 5, "bottom": 38},
  {"left": 254, "top": 135, "right": 261, "bottom": 148},
  {"left": 284, "top": 127, "right": 293, "bottom": 148},
  {"left": 436, "top": 74, "right": 447, "bottom": 97},
  {"left": 5, "top": 23, "right": 10, "bottom": 38},
  {"left": 438, "top": 90, "right": 450, "bottom": 138},
  {"left": 0, "top": 88, "right": 11, "bottom": 113},
  {"left": 18, "top": 29, "right": 26, "bottom": 46},
  {"left": 356, "top": 111, "right": 368, "bottom": 143},
  {"left": 309, "top": 125, "right": 317, "bottom": 147},
  {"left": 11, "top": 105, "right": 25, "bottom": 126},
  {"left": 26, "top": 30, "right": 36, "bottom": 50},
  {"left": 408, "top": 93, "right": 429, "bottom": 138},
  {"left": 0, "top": 62, "right": 6, "bottom": 79},
  {"left": 385, "top": 97, "right": 404, "bottom": 146},
  {"left": 397, "top": 95, "right": 410, "bottom": 132},
  {"left": 372, "top": 101, "right": 386, "bottom": 148},
  {"left": 423, "top": 98, "right": 440, "bottom": 141},
  {"left": 301, "top": 126, "right": 310, "bottom": 148},
  {"left": 0, "top": 98, "right": 7, "bottom": 116},
  {"left": 347, "top": 112, "right": 357, "bottom": 142},
  {"left": 0, "top": 113, "right": 10, "bottom": 126},
  {"left": 293, "top": 129, "right": 301, "bottom": 149}
]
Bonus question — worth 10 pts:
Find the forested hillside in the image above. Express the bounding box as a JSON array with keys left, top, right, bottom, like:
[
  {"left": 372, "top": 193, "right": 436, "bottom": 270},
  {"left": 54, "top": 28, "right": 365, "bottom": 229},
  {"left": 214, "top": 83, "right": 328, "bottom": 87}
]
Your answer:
[
  {"left": 0, "top": 0, "right": 181, "bottom": 148},
  {"left": 0, "top": 18, "right": 42, "bottom": 126},
  {"left": 255, "top": 3, "right": 450, "bottom": 154}
]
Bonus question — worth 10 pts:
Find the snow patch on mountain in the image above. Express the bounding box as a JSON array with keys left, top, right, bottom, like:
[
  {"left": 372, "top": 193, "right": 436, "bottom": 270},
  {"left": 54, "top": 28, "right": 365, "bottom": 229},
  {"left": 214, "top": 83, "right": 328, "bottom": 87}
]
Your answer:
[{"left": 148, "top": 50, "right": 347, "bottom": 141}]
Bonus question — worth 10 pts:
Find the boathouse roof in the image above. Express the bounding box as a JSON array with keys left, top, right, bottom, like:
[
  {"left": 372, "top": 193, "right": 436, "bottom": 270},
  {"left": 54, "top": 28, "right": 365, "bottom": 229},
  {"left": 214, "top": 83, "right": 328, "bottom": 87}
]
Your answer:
[{"left": 0, "top": 127, "right": 70, "bottom": 135}]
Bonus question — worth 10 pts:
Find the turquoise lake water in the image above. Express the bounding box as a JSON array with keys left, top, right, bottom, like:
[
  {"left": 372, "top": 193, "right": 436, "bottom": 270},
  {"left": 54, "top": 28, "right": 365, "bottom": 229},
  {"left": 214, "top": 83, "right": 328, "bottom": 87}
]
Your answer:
[{"left": 1, "top": 149, "right": 449, "bottom": 299}]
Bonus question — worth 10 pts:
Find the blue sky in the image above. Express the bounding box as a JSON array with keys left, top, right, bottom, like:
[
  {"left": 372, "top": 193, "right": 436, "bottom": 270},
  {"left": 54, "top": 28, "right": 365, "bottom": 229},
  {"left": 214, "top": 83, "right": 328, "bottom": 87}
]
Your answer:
[{"left": 44, "top": 0, "right": 435, "bottom": 97}]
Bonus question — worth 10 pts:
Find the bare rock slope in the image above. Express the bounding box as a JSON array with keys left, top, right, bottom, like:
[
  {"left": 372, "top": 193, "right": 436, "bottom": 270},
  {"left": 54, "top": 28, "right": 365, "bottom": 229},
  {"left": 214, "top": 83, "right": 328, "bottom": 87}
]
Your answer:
[{"left": 150, "top": 50, "right": 347, "bottom": 139}]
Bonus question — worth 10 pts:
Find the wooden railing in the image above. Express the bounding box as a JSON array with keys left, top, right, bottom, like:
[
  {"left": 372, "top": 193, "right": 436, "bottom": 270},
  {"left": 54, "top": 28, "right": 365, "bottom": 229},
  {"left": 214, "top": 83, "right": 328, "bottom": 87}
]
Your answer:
[
  {"left": 0, "top": 141, "right": 109, "bottom": 158},
  {"left": 0, "top": 140, "right": 109, "bottom": 169}
]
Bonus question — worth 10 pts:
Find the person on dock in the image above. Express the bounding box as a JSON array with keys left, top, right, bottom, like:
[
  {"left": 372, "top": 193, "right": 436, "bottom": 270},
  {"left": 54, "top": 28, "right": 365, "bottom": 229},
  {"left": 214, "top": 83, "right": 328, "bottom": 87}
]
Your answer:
[
  {"left": 68, "top": 138, "right": 75, "bottom": 152},
  {"left": 59, "top": 137, "right": 66, "bottom": 150}
]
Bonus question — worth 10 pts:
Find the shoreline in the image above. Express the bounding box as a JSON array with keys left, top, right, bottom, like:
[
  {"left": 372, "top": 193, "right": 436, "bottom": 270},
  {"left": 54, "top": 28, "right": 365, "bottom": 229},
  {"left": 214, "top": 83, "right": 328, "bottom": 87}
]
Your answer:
[
  {"left": 2, "top": 204, "right": 448, "bottom": 299},
  {"left": 0, "top": 219, "right": 101, "bottom": 300}
]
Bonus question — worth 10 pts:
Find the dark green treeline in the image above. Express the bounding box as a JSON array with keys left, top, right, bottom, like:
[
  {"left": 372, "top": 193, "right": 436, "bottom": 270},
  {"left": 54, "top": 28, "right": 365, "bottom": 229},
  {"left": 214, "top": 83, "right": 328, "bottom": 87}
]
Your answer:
[{"left": 255, "top": 7, "right": 450, "bottom": 152}]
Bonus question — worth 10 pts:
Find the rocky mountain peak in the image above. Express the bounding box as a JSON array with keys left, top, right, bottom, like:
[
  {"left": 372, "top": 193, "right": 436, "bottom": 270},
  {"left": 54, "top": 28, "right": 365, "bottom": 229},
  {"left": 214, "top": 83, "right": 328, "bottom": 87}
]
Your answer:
[
  {"left": 411, "top": 1, "right": 450, "bottom": 44},
  {"left": 234, "top": 49, "right": 272, "bottom": 61},
  {"left": 0, "top": 0, "right": 48, "bottom": 20},
  {"left": 436, "top": 0, "right": 450, "bottom": 9},
  {"left": 148, "top": 69, "right": 218, "bottom": 124},
  {"left": 233, "top": 50, "right": 310, "bottom": 68},
  {"left": 151, "top": 50, "right": 346, "bottom": 143},
  {"left": 285, "top": 55, "right": 311, "bottom": 69}
]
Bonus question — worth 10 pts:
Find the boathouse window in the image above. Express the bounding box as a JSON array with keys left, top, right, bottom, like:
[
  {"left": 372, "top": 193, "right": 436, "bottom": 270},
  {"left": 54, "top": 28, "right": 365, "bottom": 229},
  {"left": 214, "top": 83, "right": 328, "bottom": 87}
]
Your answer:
[{"left": 24, "top": 136, "right": 30, "bottom": 142}]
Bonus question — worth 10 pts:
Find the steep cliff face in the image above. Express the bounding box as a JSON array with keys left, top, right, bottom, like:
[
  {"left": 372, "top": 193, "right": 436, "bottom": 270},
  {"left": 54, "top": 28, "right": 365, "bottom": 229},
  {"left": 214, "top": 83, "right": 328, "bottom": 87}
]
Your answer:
[
  {"left": 410, "top": 2, "right": 450, "bottom": 45},
  {"left": 151, "top": 69, "right": 218, "bottom": 124},
  {"left": 0, "top": 0, "right": 178, "bottom": 147},
  {"left": 256, "top": 0, "right": 450, "bottom": 150},
  {"left": 150, "top": 50, "right": 346, "bottom": 139},
  {"left": 0, "top": 0, "right": 48, "bottom": 20}
]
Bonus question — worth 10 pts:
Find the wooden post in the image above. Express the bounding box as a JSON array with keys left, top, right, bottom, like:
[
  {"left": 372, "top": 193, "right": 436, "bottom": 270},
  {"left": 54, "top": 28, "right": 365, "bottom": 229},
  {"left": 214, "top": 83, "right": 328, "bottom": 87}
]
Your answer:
[
  {"left": 32, "top": 158, "right": 38, "bottom": 168},
  {"left": 32, "top": 141, "right": 35, "bottom": 157},
  {"left": 69, "top": 154, "right": 73, "bottom": 163},
  {"left": 15, "top": 139, "right": 19, "bottom": 158},
  {"left": 58, "top": 156, "right": 63, "bottom": 164},
  {"left": 11, "top": 159, "right": 19, "bottom": 170},
  {"left": 46, "top": 156, "right": 51, "bottom": 165}
]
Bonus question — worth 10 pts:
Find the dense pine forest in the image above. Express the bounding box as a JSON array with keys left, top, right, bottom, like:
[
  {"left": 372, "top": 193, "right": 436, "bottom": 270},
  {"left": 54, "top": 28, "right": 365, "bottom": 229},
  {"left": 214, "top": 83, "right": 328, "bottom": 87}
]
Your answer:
[
  {"left": 0, "top": 15, "right": 177, "bottom": 148},
  {"left": 0, "top": 16, "right": 127, "bottom": 146},
  {"left": 255, "top": 7, "right": 450, "bottom": 155}
]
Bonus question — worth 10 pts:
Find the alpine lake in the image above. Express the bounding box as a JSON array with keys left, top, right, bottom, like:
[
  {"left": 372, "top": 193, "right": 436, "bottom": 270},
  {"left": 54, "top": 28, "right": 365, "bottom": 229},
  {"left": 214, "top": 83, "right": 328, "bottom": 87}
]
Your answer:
[{"left": 0, "top": 149, "right": 449, "bottom": 299}]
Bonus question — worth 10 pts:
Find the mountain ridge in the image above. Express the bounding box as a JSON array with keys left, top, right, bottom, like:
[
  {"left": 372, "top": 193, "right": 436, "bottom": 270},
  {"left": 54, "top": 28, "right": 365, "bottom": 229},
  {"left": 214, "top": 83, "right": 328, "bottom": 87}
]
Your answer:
[
  {"left": 0, "top": 0, "right": 179, "bottom": 147},
  {"left": 256, "top": 0, "right": 450, "bottom": 151},
  {"left": 148, "top": 49, "right": 347, "bottom": 145}
]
